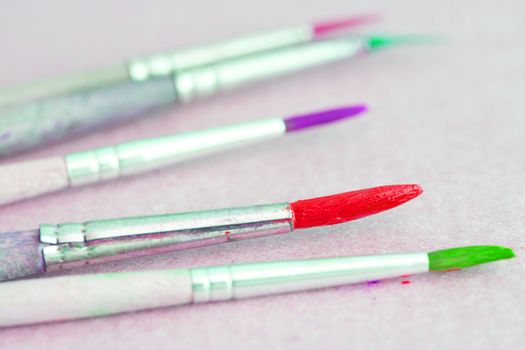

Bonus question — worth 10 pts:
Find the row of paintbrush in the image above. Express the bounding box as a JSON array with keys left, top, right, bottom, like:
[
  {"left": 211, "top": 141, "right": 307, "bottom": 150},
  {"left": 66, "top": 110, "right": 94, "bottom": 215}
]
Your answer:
[
  {"left": 0, "top": 14, "right": 516, "bottom": 327},
  {"left": 0, "top": 185, "right": 515, "bottom": 327}
]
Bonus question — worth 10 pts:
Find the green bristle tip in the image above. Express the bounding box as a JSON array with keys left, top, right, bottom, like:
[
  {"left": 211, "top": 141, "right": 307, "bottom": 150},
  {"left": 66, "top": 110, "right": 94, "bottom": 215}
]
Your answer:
[
  {"left": 367, "top": 34, "right": 447, "bottom": 50},
  {"left": 428, "top": 245, "right": 515, "bottom": 271}
]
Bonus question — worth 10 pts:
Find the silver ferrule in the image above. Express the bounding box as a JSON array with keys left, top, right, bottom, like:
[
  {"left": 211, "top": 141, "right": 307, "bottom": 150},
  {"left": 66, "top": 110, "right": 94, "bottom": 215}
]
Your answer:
[
  {"left": 64, "top": 117, "right": 286, "bottom": 186},
  {"left": 190, "top": 253, "right": 429, "bottom": 302},
  {"left": 40, "top": 203, "right": 292, "bottom": 271},
  {"left": 173, "top": 36, "right": 365, "bottom": 102},
  {"left": 127, "top": 26, "right": 312, "bottom": 81}
]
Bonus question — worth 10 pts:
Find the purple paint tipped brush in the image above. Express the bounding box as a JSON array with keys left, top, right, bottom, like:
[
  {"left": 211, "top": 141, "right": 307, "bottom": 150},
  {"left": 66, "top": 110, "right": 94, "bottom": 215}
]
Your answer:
[
  {"left": 0, "top": 104, "right": 366, "bottom": 207},
  {"left": 285, "top": 105, "right": 366, "bottom": 131}
]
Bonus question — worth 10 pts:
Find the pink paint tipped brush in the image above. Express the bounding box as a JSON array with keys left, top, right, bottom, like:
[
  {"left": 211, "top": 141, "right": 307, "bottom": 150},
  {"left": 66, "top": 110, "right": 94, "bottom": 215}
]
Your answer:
[
  {"left": 0, "top": 104, "right": 367, "bottom": 206},
  {"left": 0, "top": 13, "right": 377, "bottom": 107}
]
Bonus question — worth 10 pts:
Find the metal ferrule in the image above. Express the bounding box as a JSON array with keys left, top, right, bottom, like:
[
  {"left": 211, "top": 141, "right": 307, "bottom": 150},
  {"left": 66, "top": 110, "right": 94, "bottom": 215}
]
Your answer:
[
  {"left": 173, "top": 36, "right": 365, "bottom": 102},
  {"left": 40, "top": 203, "right": 293, "bottom": 271},
  {"left": 190, "top": 253, "right": 429, "bottom": 302},
  {"left": 64, "top": 117, "right": 286, "bottom": 186},
  {"left": 127, "top": 26, "right": 312, "bottom": 81}
]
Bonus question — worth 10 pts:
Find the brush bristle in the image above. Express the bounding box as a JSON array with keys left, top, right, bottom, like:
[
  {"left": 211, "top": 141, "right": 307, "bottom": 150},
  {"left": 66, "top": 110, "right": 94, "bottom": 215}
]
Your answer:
[
  {"left": 284, "top": 104, "right": 367, "bottom": 132},
  {"left": 312, "top": 13, "right": 381, "bottom": 38},
  {"left": 367, "top": 34, "right": 445, "bottom": 50},
  {"left": 428, "top": 245, "right": 516, "bottom": 271},
  {"left": 0, "top": 156, "right": 69, "bottom": 206},
  {"left": 290, "top": 184, "right": 423, "bottom": 229}
]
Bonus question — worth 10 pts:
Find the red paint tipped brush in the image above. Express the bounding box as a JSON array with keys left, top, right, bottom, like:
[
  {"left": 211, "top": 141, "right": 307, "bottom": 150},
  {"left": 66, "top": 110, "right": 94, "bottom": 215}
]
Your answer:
[
  {"left": 291, "top": 185, "right": 422, "bottom": 228},
  {"left": 0, "top": 184, "right": 422, "bottom": 282}
]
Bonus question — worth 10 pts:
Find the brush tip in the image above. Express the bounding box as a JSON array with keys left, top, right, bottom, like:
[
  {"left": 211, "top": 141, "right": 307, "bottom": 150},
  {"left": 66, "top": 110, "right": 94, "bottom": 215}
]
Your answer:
[
  {"left": 394, "top": 184, "right": 423, "bottom": 203},
  {"left": 428, "top": 246, "right": 516, "bottom": 272},
  {"left": 312, "top": 13, "right": 381, "bottom": 38},
  {"left": 367, "top": 34, "right": 446, "bottom": 50},
  {"left": 290, "top": 184, "right": 423, "bottom": 229},
  {"left": 284, "top": 104, "right": 367, "bottom": 132}
]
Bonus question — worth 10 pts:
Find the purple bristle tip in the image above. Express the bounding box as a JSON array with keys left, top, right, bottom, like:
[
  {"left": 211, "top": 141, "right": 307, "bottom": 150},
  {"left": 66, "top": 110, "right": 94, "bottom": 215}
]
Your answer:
[{"left": 284, "top": 104, "right": 367, "bottom": 132}]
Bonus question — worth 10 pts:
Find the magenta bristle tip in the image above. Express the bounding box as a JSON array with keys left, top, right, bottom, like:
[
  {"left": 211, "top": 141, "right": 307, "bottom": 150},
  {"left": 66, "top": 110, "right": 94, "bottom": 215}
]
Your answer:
[
  {"left": 284, "top": 104, "right": 367, "bottom": 132},
  {"left": 312, "top": 13, "right": 381, "bottom": 37}
]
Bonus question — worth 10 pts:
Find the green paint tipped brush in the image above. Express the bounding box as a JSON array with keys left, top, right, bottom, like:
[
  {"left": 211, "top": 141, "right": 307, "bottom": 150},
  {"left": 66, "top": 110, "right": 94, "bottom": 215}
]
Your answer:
[
  {"left": 0, "top": 245, "right": 514, "bottom": 327},
  {"left": 428, "top": 245, "right": 515, "bottom": 271},
  {"left": 1, "top": 32, "right": 435, "bottom": 156}
]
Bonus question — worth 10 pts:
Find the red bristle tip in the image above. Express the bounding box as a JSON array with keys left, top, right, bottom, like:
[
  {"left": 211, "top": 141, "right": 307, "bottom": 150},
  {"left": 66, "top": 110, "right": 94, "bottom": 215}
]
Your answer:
[
  {"left": 312, "top": 13, "right": 381, "bottom": 38},
  {"left": 290, "top": 184, "right": 423, "bottom": 229}
]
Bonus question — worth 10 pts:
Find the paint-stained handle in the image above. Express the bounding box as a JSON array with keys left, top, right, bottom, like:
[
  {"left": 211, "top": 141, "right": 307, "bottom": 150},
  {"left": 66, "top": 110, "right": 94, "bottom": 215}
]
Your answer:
[
  {"left": 0, "top": 230, "right": 45, "bottom": 282},
  {"left": 0, "top": 77, "right": 176, "bottom": 157},
  {"left": 0, "top": 269, "right": 192, "bottom": 327}
]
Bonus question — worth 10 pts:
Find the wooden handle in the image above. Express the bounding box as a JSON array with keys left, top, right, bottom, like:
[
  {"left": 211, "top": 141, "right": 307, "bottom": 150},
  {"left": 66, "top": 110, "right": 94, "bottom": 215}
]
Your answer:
[
  {"left": 0, "top": 64, "right": 128, "bottom": 107},
  {"left": 0, "top": 269, "right": 192, "bottom": 327},
  {"left": 0, "top": 77, "right": 176, "bottom": 156},
  {"left": 0, "top": 230, "right": 44, "bottom": 282},
  {"left": 0, "top": 157, "right": 69, "bottom": 206}
]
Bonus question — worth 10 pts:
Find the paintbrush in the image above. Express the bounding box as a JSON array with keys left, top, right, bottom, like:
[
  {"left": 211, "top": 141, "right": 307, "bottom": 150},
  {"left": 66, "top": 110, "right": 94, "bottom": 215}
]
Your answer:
[
  {"left": 0, "top": 33, "right": 421, "bottom": 156},
  {"left": 0, "top": 184, "right": 423, "bottom": 282},
  {"left": 0, "top": 104, "right": 366, "bottom": 206},
  {"left": 0, "top": 245, "right": 514, "bottom": 327},
  {"left": 0, "top": 14, "right": 377, "bottom": 107}
]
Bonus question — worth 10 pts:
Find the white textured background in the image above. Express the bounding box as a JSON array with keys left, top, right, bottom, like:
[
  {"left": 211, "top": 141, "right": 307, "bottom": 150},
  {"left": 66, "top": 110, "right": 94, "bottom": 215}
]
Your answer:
[{"left": 0, "top": 0, "right": 524, "bottom": 349}]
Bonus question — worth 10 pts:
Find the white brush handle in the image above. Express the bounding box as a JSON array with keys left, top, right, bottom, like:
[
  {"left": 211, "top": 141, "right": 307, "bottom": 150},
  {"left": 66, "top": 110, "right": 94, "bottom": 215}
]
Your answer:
[
  {"left": 0, "top": 157, "right": 69, "bottom": 206},
  {"left": 0, "top": 269, "right": 192, "bottom": 327}
]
